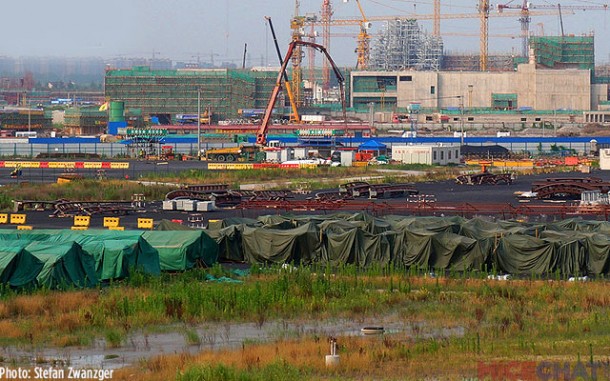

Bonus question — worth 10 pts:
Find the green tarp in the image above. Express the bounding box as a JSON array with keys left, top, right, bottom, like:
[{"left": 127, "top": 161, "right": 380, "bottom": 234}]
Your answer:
[
  {"left": 0, "top": 241, "right": 44, "bottom": 288},
  {"left": 142, "top": 230, "right": 218, "bottom": 271},
  {"left": 26, "top": 241, "right": 98, "bottom": 289},
  {"left": 0, "top": 228, "right": 219, "bottom": 288}
]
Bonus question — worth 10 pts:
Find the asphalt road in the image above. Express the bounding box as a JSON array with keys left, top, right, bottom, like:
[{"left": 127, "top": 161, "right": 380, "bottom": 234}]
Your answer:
[
  {"left": 3, "top": 160, "right": 608, "bottom": 229},
  {"left": 0, "top": 159, "right": 209, "bottom": 185}
]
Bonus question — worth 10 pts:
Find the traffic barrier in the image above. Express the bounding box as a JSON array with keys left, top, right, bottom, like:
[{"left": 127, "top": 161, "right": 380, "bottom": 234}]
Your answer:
[
  {"left": 0, "top": 214, "right": 7, "bottom": 224},
  {"left": 138, "top": 218, "right": 154, "bottom": 229},
  {"left": 103, "top": 217, "right": 121, "bottom": 228},
  {"left": 74, "top": 216, "right": 91, "bottom": 227},
  {"left": 109, "top": 226, "right": 125, "bottom": 231},
  {"left": 17, "top": 225, "right": 32, "bottom": 230},
  {"left": 71, "top": 226, "right": 88, "bottom": 230},
  {"left": 0, "top": 161, "right": 130, "bottom": 169},
  {"left": 10, "top": 214, "right": 26, "bottom": 224}
]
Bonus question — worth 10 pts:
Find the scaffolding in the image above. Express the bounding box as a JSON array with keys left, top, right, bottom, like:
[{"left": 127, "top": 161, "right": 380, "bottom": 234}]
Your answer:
[
  {"left": 529, "top": 35, "right": 595, "bottom": 70},
  {"left": 370, "top": 19, "right": 443, "bottom": 71},
  {"left": 64, "top": 107, "right": 106, "bottom": 136},
  {"left": 104, "top": 67, "right": 257, "bottom": 122},
  {"left": 0, "top": 109, "right": 51, "bottom": 131},
  {"left": 442, "top": 53, "right": 515, "bottom": 71}
]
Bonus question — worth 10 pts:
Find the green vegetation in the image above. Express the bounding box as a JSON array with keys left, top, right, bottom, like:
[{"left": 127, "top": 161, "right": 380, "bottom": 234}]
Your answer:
[
  {"left": 0, "top": 180, "right": 174, "bottom": 210},
  {"left": 1, "top": 265, "right": 609, "bottom": 379},
  {"left": 105, "top": 265, "right": 610, "bottom": 380}
]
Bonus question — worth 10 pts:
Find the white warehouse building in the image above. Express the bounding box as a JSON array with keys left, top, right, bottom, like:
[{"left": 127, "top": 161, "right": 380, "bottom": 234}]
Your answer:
[{"left": 392, "top": 145, "right": 461, "bottom": 165}]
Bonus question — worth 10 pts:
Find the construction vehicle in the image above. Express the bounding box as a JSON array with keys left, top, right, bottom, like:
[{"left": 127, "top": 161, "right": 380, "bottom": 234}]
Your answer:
[
  {"left": 455, "top": 162, "right": 513, "bottom": 185},
  {"left": 159, "top": 145, "right": 175, "bottom": 160},
  {"left": 256, "top": 39, "right": 346, "bottom": 146},
  {"left": 205, "top": 39, "right": 345, "bottom": 163},
  {"left": 204, "top": 145, "right": 265, "bottom": 162}
]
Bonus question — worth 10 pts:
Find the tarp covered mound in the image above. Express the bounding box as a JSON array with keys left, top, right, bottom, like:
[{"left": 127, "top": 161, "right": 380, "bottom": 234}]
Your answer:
[
  {"left": 25, "top": 241, "right": 98, "bottom": 289},
  {"left": 142, "top": 230, "right": 218, "bottom": 271},
  {"left": 201, "top": 213, "right": 610, "bottom": 276},
  {"left": 0, "top": 228, "right": 219, "bottom": 288},
  {"left": 0, "top": 241, "right": 44, "bottom": 288}
]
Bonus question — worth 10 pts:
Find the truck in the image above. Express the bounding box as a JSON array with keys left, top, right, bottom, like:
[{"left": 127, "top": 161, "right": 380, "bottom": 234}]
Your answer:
[{"left": 204, "top": 145, "right": 265, "bottom": 162}]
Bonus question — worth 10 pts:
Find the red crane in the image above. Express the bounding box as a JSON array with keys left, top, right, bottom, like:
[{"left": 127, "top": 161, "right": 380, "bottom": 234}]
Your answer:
[{"left": 256, "top": 40, "right": 346, "bottom": 146}]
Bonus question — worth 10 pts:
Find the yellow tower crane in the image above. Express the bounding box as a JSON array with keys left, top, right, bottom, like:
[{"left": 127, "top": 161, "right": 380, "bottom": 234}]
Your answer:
[
  {"left": 498, "top": 1, "right": 608, "bottom": 57},
  {"left": 290, "top": 0, "right": 304, "bottom": 108},
  {"left": 309, "top": 4, "right": 566, "bottom": 81},
  {"left": 354, "top": 0, "right": 371, "bottom": 70}
]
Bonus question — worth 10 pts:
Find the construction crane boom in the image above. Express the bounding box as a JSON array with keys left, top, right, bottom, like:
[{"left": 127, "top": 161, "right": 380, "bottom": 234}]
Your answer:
[
  {"left": 308, "top": 6, "right": 568, "bottom": 77},
  {"left": 497, "top": 1, "right": 606, "bottom": 56},
  {"left": 265, "top": 16, "right": 300, "bottom": 123},
  {"left": 256, "top": 40, "right": 346, "bottom": 146},
  {"left": 354, "top": 0, "right": 370, "bottom": 69}
]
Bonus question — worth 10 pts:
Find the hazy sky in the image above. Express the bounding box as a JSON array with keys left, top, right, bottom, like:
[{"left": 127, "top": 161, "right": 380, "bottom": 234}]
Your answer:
[{"left": 1, "top": 0, "right": 608, "bottom": 66}]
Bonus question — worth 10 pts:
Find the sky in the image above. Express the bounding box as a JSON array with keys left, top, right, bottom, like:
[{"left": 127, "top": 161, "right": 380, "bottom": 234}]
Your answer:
[{"left": 0, "top": 0, "right": 608, "bottom": 67}]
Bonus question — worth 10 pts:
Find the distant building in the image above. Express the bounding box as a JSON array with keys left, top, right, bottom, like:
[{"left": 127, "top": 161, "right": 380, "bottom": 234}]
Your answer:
[{"left": 392, "top": 145, "right": 461, "bottom": 165}]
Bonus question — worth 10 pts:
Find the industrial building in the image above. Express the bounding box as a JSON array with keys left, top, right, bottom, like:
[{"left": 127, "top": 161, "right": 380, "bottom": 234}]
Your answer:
[
  {"left": 104, "top": 66, "right": 279, "bottom": 123},
  {"left": 351, "top": 35, "right": 609, "bottom": 126},
  {"left": 392, "top": 145, "right": 461, "bottom": 165}
]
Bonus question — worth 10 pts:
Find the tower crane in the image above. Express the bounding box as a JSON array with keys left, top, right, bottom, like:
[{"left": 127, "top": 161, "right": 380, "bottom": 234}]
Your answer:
[
  {"left": 308, "top": 1, "right": 569, "bottom": 86},
  {"left": 291, "top": 0, "right": 304, "bottom": 107},
  {"left": 345, "top": 0, "right": 372, "bottom": 70},
  {"left": 497, "top": 1, "right": 608, "bottom": 57}
]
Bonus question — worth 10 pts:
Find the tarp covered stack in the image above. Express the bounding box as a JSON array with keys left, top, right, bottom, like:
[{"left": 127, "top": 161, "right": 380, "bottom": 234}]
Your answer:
[
  {"left": 201, "top": 214, "right": 610, "bottom": 277},
  {"left": 0, "top": 229, "right": 218, "bottom": 289}
]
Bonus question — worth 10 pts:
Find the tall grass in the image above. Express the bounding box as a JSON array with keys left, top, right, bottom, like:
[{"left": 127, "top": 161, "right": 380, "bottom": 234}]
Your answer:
[{"left": 2, "top": 265, "right": 610, "bottom": 352}]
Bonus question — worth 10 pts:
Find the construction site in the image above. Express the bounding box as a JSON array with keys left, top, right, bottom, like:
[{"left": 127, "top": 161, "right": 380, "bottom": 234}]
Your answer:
[{"left": 95, "top": 0, "right": 610, "bottom": 133}]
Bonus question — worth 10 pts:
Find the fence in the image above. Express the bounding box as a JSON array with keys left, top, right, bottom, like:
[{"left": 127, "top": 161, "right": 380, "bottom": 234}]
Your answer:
[{"left": 0, "top": 142, "right": 236, "bottom": 158}]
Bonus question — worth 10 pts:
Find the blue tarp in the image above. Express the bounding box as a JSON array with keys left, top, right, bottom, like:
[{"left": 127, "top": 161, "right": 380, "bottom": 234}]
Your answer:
[{"left": 358, "top": 140, "right": 386, "bottom": 151}]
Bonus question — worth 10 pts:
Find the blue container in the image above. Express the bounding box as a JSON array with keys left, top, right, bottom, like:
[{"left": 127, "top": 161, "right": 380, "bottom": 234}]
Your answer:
[{"left": 107, "top": 121, "right": 127, "bottom": 135}]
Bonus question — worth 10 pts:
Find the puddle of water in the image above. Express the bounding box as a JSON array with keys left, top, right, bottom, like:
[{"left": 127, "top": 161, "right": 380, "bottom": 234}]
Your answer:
[{"left": 0, "top": 316, "right": 464, "bottom": 370}]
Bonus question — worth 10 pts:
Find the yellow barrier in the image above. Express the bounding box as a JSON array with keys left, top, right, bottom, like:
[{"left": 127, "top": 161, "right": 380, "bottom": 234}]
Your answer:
[
  {"left": 207, "top": 163, "right": 255, "bottom": 170},
  {"left": 74, "top": 215, "right": 91, "bottom": 227},
  {"left": 137, "top": 218, "right": 154, "bottom": 229},
  {"left": 10, "top": 214, "right": 26, "bottom": 224},
  {"left": 103, "top": 217, "right": 121, "bottom": 228},
  {"left": 0, "top": 214, "right": 7, "bottom": 224},
  {"left": 17, "top": 225, "right": 32, "bottom": 230},
  {"left": 109, "top": 226, "right": 125, "bottom": 231},
  {"left": 71, "top": 226, "right": 88, "bottom": 230}
]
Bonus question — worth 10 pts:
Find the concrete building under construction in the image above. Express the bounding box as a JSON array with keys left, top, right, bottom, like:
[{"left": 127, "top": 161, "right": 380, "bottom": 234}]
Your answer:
[
  {"left": 104, "top": 66, "right": 279, "bottom": 123},
  {"left": 352, "top": 35, "right": 610, "bottom": 119}
]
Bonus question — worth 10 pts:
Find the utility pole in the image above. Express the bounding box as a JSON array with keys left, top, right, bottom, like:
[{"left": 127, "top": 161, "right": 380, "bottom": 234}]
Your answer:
[
  {"left": 459, "top": 95, "right": 464, "bottom": 146},
  {"left": 197, "top": 89, "right": 201, "bottom": 160}
]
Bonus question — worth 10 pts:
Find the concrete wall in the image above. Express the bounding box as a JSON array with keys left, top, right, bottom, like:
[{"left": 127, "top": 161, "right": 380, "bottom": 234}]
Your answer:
[{"left": 352, "top": 64, "right": 594, "bottom": 112}]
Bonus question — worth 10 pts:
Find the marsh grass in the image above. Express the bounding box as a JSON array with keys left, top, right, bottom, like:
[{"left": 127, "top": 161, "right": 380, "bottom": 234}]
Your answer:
[{"left": 0, "top": 266, "right": 608, "bottom": 351}]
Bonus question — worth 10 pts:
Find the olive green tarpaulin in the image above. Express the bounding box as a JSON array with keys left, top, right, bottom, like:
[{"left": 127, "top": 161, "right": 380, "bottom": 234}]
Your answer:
[
  {"left": 0, "top": 241, "right": 44, "bottom": 288},
  {"left": 242, "top": 223, "right": 321, "bottom": 265},
  {"left": 200, "top": 213, "right": 610, "bottom": 276}
]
